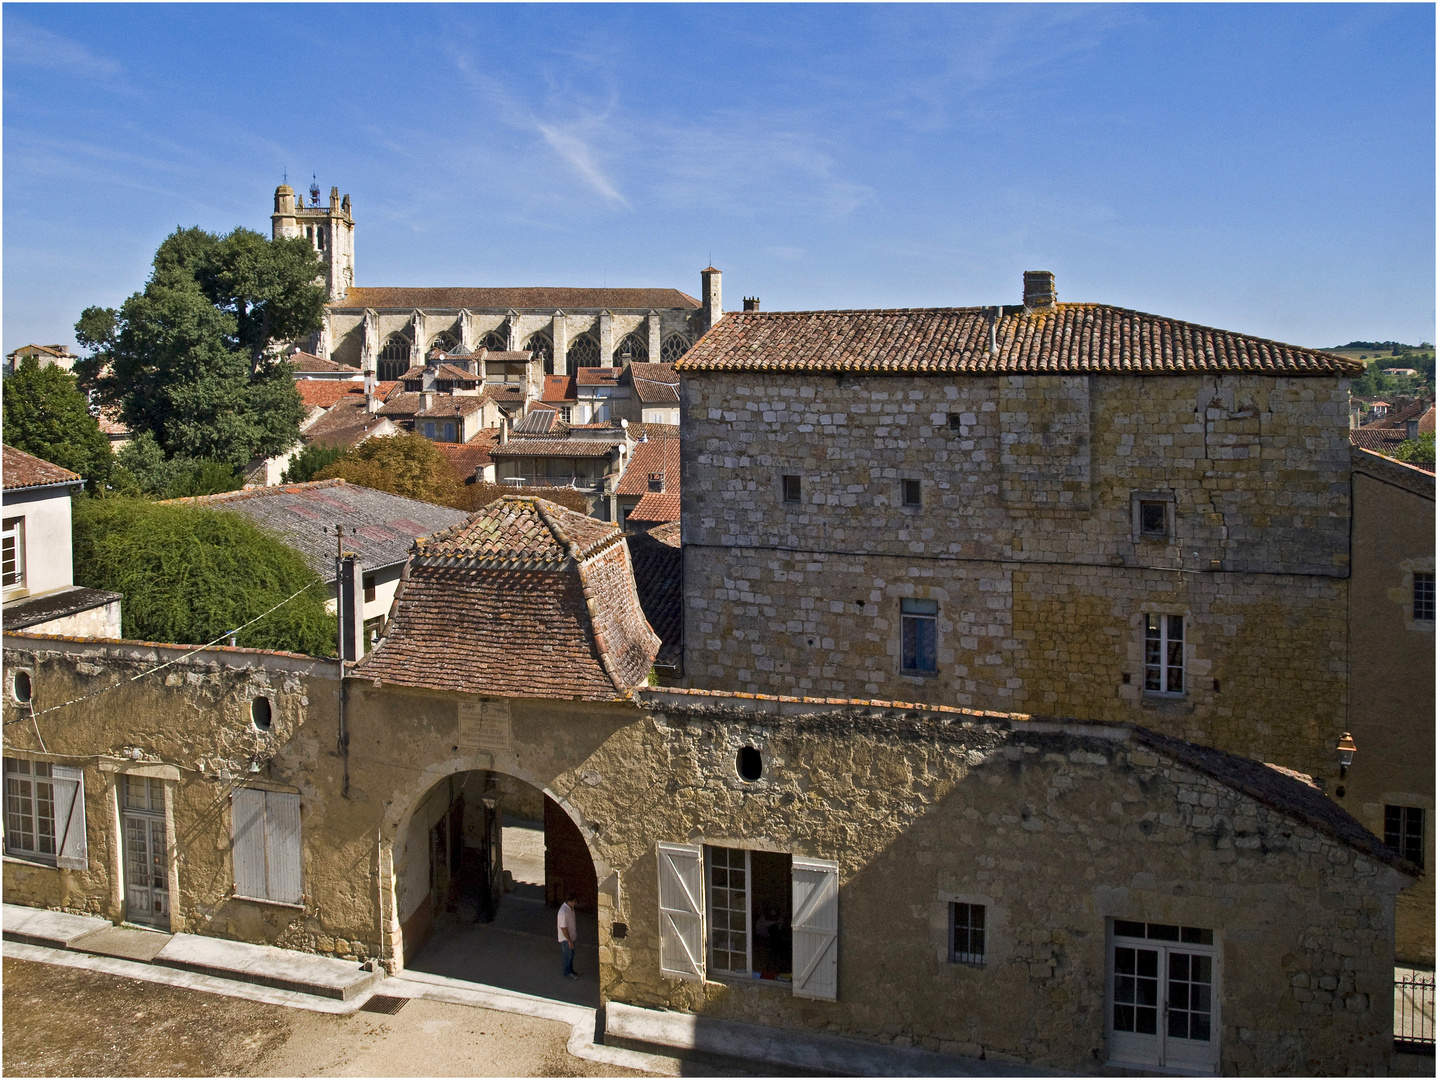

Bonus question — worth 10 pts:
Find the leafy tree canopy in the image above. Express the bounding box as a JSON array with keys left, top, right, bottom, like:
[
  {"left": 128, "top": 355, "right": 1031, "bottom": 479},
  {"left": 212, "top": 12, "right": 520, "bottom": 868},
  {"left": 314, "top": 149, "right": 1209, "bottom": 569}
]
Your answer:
[
  {"left": 75, "top": 226, "right": 323, "bottom": 467},
  {"left": 72, "top": 497, "right": 335, "bottom": 655},
  {"left": 2, "top": 357, "right": 113, "bottom": 489},
  {"left": 1393, "top": 432, "right": 1435, "bottom": 467},
  {"left": 312, "top": 434, "right": 464, "bottom": 505},
  {"left": 110, "top": 431, "right": 244, "bottom": 500},
  {"left": 282, "top": 441, "right": 347, "bottom": 485}
]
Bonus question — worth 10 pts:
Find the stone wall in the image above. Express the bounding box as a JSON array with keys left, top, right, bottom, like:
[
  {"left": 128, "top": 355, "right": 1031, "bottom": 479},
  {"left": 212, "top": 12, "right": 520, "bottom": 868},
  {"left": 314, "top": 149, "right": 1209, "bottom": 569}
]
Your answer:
[{"left": 680, "top": 372, "right": 1353, "bottom": 780}]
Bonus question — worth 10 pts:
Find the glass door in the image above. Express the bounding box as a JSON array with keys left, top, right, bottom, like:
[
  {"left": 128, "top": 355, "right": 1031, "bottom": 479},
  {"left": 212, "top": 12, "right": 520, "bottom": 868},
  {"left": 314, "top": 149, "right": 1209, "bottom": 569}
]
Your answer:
[
  {"left": 1108, "top": 921, "right": 1219, "bottom": 1072},
  {"left": 122, "top": 776, "right": 168, "bottom": 928}
]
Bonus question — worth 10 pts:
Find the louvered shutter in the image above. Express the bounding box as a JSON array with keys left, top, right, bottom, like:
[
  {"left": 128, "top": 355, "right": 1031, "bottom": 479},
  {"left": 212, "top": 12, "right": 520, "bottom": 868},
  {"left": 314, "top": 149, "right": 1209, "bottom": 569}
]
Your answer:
[
  {"left": 264, "top": 792, "right": 302, "bottom": 904},
  {"left": 232, "top": 787, "right": 267, "bottom": 899},
  {"left": 657, "top": 842, "right": 705, "bottom": 982},
  {"left": 791, "top": 857, "right": 839, "bottom": 1001},
  {"left": 52, "top": 766, "right": 88, "bottom": 870}
]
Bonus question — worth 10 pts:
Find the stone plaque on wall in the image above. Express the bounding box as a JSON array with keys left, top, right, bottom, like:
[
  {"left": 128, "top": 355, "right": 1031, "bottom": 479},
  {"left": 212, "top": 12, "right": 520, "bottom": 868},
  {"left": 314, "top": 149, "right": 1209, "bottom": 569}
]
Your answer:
[{"left": 458, "top": 699, "right": 511, "bottom": 750}]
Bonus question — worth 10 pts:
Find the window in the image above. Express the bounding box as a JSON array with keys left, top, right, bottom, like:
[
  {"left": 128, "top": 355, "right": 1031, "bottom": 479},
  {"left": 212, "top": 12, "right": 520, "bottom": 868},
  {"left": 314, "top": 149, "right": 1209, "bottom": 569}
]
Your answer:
[
  {"left": 377, "top": 335, "right": 412, "bottom": 382},
  {"left": 524, "top": 333, "right": 553, "bottom": 373},
  {"left": 1108, "top": 921, "right": 1218, "bottom": 1071},
  {"left": 1385, "top": 805, "right": 1425, "bottom": 867},
  {"left": 616, "top": 333, "right": 649, "bottom": 364},
  {"left": 1139, "top": 501, "right": 1168, "bottom": 538},
  {"left": 4, "top": 757, "right": 87, "bottom": 868},
  {"left": 1143, "top": 614, "right": 1184, "bottom": 695},
  {"left": 568, "top": 333, "right": 601, "bottom": 370},
  {"left": 902, "top": 479, "right": 922, "bottom": 507},
  {"left": 901, "top": 598, "right": 938, "bottom": 674},
  {"left": 1415, "top": 573, "right": 1435, "bottom": 622},
  {"left": 10, "top": 669, "right": 32, "bottom": 704},
  {"left": 660, "top": 333, "right": 690, "bottom": 363},
  {"left": 231, "top": 788, "right": 302, "bottom": 905},
  {"left": 422, "top": 422, "right": 436, "bottom": 439},
  {"left": 782, "top": 475, "right": 802, "bottom": 503},
  {"left": 947, "top": 413, "right": 963, "bottom": 432},
  {"left": 3, "top": 516, "right": 25, "bottom": 589},
  {"left": 559, "top": 406, "right": 572, "bottom": 422},
  {"left": 443, "top": 422, "right": 457, "bottom": 442},
  {"left": 950, "top": 902, "right": 985, "bottom": 965},
  {"left": 251, "top": 697, "right": 272, "bottom": 731},
  {"left": 656, "top": 843, "right": 838, "bottom": 1000},
  {"left": 479, "top": 331, "right": 508, "bottom": 352},
  {"left": 363, "top": 575, "right": 376, "bottom": 603}
]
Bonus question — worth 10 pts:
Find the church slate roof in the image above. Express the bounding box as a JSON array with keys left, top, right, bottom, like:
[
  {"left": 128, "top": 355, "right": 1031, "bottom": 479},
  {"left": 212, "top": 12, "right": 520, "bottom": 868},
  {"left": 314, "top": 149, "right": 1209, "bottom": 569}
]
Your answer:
[
  {"left": 355, "top": 496, "right": 660, "bottom": 699},
  {"left": 677, "top": 305, "right": 1364, "bottom": 377},
  {"left": 335, "top": 287, "right": 701, "bottom": 312},
  {"left": 3, "top": 446, "right": 83, "bottom": 491}
]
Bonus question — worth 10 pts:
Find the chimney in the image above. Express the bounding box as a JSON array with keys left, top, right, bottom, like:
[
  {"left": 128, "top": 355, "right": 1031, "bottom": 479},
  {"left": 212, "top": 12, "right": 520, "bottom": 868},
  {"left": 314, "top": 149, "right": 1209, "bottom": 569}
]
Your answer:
[
  {"left": 498, "top": 416, "right": 509, "bottom": 445},
  {"left": 743, "top": 296, "right": 761, "bottom": 312},
  {"left": 1406, "top": 418, "right": 1420, "bottom": 440},
  {"left": 335, "top": 554, "right": 365, "bottom": 663},
  {"left": 1023, "top": 270, "right": 1057, "bottom": 311},
  {"left": 420, "top": 391, "right": 433, "bottom": 412},
  {"left": 364, "top": 371, "right": 378, "bottom": 414},
  {"left": 702, "top": 266, "right": 723, "bottom": 330}
]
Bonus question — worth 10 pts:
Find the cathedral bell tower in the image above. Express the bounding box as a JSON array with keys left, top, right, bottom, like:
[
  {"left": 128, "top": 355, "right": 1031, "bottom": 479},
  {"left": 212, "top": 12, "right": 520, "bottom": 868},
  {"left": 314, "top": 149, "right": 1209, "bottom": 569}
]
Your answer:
[{"left": 272, "top": 178, "right": 354, "bottom": 302}]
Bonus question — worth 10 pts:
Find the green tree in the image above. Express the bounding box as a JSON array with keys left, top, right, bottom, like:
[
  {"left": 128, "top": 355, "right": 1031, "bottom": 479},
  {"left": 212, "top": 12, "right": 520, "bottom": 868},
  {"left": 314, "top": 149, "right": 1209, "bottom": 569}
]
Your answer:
[
  {"left": 312, "top": 434, "right": 463, "bottom": 505},
  {"left": 72, "top": 497, "right": 335, "bottom": 655},
  {"left": 282, "top": 441, "right": 347, "bottom": 484},
  {"left": 1393, "top": 432, "right": 1435, "bottom": 467},
  {"left": 110, "top": 431, "right": 244, "bottom": 500},
  {"left": 1, "top": 357, "right": 113, "bottom": 489},
  {"left": 75, "top": 226, "right": 323, "bottom": 468}
]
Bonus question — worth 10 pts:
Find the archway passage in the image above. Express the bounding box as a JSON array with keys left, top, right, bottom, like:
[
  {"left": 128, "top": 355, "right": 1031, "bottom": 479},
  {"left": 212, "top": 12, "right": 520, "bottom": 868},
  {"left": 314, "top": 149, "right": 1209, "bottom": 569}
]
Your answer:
[{"left": 396, "top": 770, "right": 599, "bottom": 1005}]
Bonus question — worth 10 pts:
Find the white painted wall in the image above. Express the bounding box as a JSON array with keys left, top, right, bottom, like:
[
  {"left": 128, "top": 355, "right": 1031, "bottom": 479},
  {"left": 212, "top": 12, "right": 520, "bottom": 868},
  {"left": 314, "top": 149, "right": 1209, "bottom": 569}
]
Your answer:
[{"left": 2, "top": 486, "right": 74, "bottom": 600}]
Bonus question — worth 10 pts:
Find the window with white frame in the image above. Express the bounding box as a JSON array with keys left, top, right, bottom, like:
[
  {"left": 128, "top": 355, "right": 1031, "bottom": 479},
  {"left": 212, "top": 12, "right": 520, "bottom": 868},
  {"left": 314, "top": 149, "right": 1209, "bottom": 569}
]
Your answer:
[
  {"left": 3, "top": 757, "right": 88, "bottom": 868},
  {"left": 1414, "top": 573, "right": 1435, "bottom": 623},
  {"left": 902, "top": 598, "right": 938, "bottom": 674},
  {"left": 1108, "top": 920, "right": 1218, "bottom": 1072},
  {"left": 3, "top": 517, "right": 25, "bottom": 590},
  {"left": 231, "top": 788, "right": 302, "bottom": 904},
  {"left": 950, "top": 902, "right": 985, "bottom": 965},
  {"left": 1143, "top": 614, "right": 1184, "bottom": 695},
  {"left": 656, "top": 843, "right": 838, "bottom": 1000}
]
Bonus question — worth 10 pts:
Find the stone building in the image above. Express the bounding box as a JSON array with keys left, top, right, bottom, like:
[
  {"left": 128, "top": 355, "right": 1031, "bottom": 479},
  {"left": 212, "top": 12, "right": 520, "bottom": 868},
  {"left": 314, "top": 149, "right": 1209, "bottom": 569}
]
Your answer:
[
  {"left": 271, "top": 184, "right": 721, "bottom": 380},
  {"left": 676, "top": 272, "right": 1363, "bottom": 788}
]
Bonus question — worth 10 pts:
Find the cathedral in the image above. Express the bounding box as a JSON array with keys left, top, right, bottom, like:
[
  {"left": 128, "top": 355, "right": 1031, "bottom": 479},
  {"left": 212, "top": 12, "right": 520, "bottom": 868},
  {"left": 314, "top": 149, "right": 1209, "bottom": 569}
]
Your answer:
[{"left": 272, "top": 181, "right": 719, "bottom": 380}]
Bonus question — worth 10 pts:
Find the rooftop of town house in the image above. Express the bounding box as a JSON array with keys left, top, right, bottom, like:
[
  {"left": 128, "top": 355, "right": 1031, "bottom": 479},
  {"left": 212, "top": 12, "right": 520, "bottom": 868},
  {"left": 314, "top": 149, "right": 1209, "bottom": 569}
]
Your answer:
[
  {"left": 299, "top": 397, "right": 393, "bottom": 448},
  {"left": 646, "top": 520, "right": 681, "bottom": 548},
  {"left": 3, "top": 446, "right": 83, "bottom": 491},
  {"left": 489, "top": 434, "right": 623, "bottom": 459},
  {"left": 1358, "top": 399, "right": 1433, "bottom": 430},
  {"left": 626, "top": 362, "right": 681, "bottom": 404},
  {"left": 627, "top": 528, "right": 681, "bottom": 667},
  {"left": 541, "top": 375, "right": 577, "bottom": 403},
  {"left": 677, "top": 295, "right": 1365, "bottom": 377},
  {"left": 163, "top": 479, "right": 465, "bottom": 580},
  {"left": 625, "top": 491, "right": 681, "bottom": 523},
  {"left": 2, "top": 586, "right": 122, "bottom": 630},
  {"left": 434, "top": 428, "right": 501, "bottom": 481},
  {"left": 615, "top": 434, "right": 681, "bottom": 498},
  {"left": 510, "top": 408, "right": 565, "bottom": 436},
  {"left": 288, "top": 351, "right": 358, "bottom": 374},
  {"left": 415, "top": 396, "right": 488, "bottom": 419},
  {"left": 576, "top": 367, "right": 625, "bottom": 388},
  {"left": 297, "top": 380, "right": 395, "bottom": 411},
  {"left": 355, "top": 496, "right": 659, "bottom": 698},
  {"left": 7, "top": 343, "right": 76, "bottom": 359},
  {"left": 333, "top": 286, "right": 701, "bottom": 311}
]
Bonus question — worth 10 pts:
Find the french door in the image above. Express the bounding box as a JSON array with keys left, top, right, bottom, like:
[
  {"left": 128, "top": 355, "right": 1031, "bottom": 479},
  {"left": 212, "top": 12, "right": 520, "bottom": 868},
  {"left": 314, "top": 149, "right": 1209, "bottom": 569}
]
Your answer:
[
  {"left": 122, "top": 776, "right": 169, "bottom": 927},
  {"left": 1108, "top": 923, "right": 1219, "bottom": 1072}
]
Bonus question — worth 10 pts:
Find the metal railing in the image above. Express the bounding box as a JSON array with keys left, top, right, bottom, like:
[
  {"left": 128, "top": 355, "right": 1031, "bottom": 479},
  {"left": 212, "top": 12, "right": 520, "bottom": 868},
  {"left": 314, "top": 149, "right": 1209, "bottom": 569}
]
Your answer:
[{"left": 1395, "top": 968, "right": 1435, "bottom": 1054}]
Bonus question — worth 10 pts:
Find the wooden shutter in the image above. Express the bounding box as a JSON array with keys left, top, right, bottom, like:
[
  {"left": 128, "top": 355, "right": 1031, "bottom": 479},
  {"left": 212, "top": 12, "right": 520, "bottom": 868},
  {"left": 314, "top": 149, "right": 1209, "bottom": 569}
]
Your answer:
[
  {"left": 657, "top": 842, "right": 705, "bottom": 982},
  {"left": 231, "top": 787, "right": 267, "bottom": 899},
  {"left": 791, "top": 857, "right": 839, "bottom": 1001},
  {"left": 52, "top": 766, "right": 88, "bottom": 870},
  {"left": 264, "top": 792, "right": 302, "bottom": 904}
]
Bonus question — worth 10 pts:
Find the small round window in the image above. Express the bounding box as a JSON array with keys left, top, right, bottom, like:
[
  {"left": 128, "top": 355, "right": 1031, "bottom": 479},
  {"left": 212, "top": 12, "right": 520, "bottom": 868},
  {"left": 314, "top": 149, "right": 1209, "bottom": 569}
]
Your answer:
[
  {"left": 251, "top": 696, "right": 272, "bottom": 731},
  {"left": 737, "top": 746, "right": 763, "bottom": 782},
  {"left": 12, "top": 670, "right": 32, "bottom": 704}
]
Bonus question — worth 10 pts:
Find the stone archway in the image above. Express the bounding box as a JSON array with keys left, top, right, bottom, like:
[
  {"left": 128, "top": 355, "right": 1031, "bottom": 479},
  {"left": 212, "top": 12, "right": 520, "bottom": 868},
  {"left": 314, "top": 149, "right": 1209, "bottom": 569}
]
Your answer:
[{"left": 381, "top": 758, "right": 606, "bottom": 1002}]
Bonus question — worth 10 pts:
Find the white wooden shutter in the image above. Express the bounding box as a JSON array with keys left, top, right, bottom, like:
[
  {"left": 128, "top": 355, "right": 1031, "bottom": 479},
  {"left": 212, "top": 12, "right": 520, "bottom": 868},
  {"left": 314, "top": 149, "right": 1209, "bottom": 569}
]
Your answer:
[
  {"left": 231, "top": 787, "right": 267, "bottom": 899},
  {"left": 657, "top": 842, "right": 705, "bottom": 982},
  {"left": 791, "top": 857, "right": 839, "bottom": 1001},
  {"left": 264, "top": 792, "right": 302, "bottom": 904},
  {"left": 52, "top": 766, "right": 88, "bottom": 870}
]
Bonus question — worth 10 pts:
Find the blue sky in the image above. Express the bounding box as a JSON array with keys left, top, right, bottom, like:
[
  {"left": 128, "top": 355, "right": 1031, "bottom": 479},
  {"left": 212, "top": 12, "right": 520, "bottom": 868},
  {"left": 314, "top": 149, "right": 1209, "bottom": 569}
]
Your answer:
[{"left": 4, "top": 3, "right": 1433, "bottom": 356}]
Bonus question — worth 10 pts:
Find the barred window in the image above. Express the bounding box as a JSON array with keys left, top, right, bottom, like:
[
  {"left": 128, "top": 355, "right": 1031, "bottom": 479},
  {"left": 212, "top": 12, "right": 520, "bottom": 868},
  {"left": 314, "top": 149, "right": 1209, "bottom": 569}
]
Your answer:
[
  {"left": 950, "top": 902, "right": 985, "bottom": 965},
  {"left": 1414, "top": 573, "right": 1435, "bottom": 622}
]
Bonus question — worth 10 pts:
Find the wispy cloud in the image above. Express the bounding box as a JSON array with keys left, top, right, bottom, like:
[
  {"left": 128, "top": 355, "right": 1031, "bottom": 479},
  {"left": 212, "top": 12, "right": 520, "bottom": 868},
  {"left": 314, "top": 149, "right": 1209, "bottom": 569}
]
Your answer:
[
  {"left": 534, "top": 120, "right": 629, "bottom": 207},
  {"left": 4, "top": 20, "right": 129, "bottom": 88}
]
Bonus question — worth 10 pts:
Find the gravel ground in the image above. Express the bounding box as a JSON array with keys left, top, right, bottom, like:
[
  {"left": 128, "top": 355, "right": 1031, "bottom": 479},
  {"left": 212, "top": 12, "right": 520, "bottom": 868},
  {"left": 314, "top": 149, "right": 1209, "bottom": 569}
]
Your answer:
[{"left": 2, "top": 957, "right": 648, "bottom": 1078}]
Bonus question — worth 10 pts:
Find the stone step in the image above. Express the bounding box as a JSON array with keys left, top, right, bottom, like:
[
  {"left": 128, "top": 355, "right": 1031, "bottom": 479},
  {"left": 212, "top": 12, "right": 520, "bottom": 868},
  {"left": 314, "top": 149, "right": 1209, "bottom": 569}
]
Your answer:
[
  {"left": 2, "top": 904, "right": 111, "bottom": 949},
  {"left": 68, "top": 925, "right": 172, "bottom": 962},
  {"left": 152, "top": 933, "right": 382, "bottom": 1001}
]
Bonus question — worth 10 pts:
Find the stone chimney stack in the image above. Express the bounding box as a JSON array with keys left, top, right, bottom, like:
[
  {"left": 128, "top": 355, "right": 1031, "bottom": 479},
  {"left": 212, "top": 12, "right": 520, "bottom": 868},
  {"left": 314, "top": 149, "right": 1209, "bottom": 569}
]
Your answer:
[
  {"left": 1023, "top": 270, "right": 1057, "bottom": 311},
  {"left": 1406, "top": 418, "right": 1420, "bottom": 440},
  {"left": 364, "top": 371, "right": 378, "bottom": 415},
  {"left": 498, "top": 416, "right": 509, "bottom": 445},
  {"left": 743, "top": 297, "right": 761, "bottom": 312},
  {"left": 702, "top": 266, "right": 723, "bottom": 330}
]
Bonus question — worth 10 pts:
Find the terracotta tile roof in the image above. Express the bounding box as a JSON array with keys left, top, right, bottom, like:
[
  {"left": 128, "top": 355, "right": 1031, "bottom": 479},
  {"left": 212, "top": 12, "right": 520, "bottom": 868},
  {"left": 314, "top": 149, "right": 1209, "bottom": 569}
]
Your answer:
[
  {"left": 97, "top": 408, "right": 130, "bottom": 437},
  {"left": 416, "top": 396, "right": 486, "bottom": 418},
  {"left": 164, "top": 479, "right": 466, "bottom": 578},
  {"left": 627, "top": 530, "right": 682, "bottom": 667},
  {"left": 490, "top": 436, "right": 619, "bottom": 460},
  {"left": 435, "top": 429, "right": 499, "bottom": 480},
  {"left": 647, "top": 520, "right": 681, "bottom": 548},
  {"left": 289, "top": 351, "right": 358, "bottom": 373},
  {"left": 576, "top": 367, "right": 623, "bottom": 387},
  {"left": 3, "top": 446, "right": 82, "bottom": 490},
  {"left": 336, "top": 286, "right": 700, "bottom": 312},
  {"left": 480, "top": 350, "right": 533, "bottom": 363},
  {"left": 627, "top": 423, "right": 680, "bottom": 442},
  {"left": 297, "top": 381, "right": 366, "bottom": 410},
  {"left": 433, "top": 364, "right": 481, "bottom": 382},
  {"left": 1359, "top": 398, "right": 1432, "bottom": 430},
  {"left": 615, "top": 433, "right": 681, "bottom": 497},
  {"left": 677, "top": 305, "right": 1364, "bottom": 377},
  {"left": 627, "top": 362, "right": 680, "bottom": 404},
  {"left": 481, "top": 385, "right": 526, "bottom": 405},
  {"left": 1349, "top": 428, "right": 1408, "bottom": 454},
  {"left": 626, "top": 491, "right": 681, "bottom": 522},
  {"left": 7, "top": 343, "right": 75, "bottom": 359},
  {"left": 302, "top": 398, "right": 396, "bottom": 448},
  {"left": 355, "top": 496, "right": 659, "bottom": 698},
  {"left": 1422, "top": 405, "right": 1436, "bottom": 435},
  {"left": 542, "top": 375, "right": 577, "bottom": 403}
]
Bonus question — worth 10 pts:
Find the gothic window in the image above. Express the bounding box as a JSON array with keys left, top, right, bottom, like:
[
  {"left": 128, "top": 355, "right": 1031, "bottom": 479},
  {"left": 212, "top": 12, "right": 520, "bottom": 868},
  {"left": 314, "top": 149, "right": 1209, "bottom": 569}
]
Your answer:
[
  {"left": 616, "top": 333, "right": 649, "bottom": 364},
  {"left": 524, "top": 333, "right": 554, "bottom": 375},
  {"left": 568, "top": 333, "right": 601, "bottom": 371},
  {"left": 479, "top": 331, "right": 509, "bottom": 352},
  {"left": 661, "top": 333, "right": 691, "bottom": 363},
  {"left": 377, "top": 335, "right": 412, "bottom": 382},
  {"left": 429, "top": 332, "right": 459, "bottom": 357}
]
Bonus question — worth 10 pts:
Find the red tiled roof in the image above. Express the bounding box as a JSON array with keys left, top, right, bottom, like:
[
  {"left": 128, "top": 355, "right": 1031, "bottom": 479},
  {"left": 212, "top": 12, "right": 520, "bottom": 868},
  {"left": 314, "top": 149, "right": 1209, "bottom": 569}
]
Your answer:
[
  {"left": 576, "top": 367, "right": 623, "bottom": 387},
  {"left": 542, "top": 375, "right": 577, "bottom": 403},
  {"left": 355, "top": 496, "right": 659, "bottom": 698},
  {"left": 1349, "top": 428, "right": 1408, "bottom": 454},
  {"left": 297, "top": 381, "right": 365, "bottom": 410},
  {"left": 302, "top": 398, "right": 396, "bottom": 448},
  {"left": 289, "top": 351, "right": 357, "bottom": 373},
  {"left": 335, "top": 287, "right": 701, "bottom": 312},
  {"left": 3, "top": 445, "right": 82, "bottom": 490},
  {"left": 626, "top": 491, "right": 680, "bottom": 522},
  {"left": 489, "top": 437, "right": 619, "bottom": 459},
  {"left": 416, "top": 396, "right": 486, "bottom": 418},
  {"left": 627, "top": 530, "right": 681, "bottom": 666},
  {"left": 1358, "top": 399, "right": 1431, "bottom": 430},
  {"left": 615, "top": 433, "right": 681, "bottom": 497},
  {"left": 677, "top": 305, "right": 1364, "bottom": 376},
  {"left": 480, "top": 350, "right": 533, "bottom": 363},
  {"left": 433, "top": 364, "right": 481, "bottom": 382},
  {"left": 627, "top": 362, "right": 680, "bottom": 404},
  {"left": 647, "top": 520, "right": 681, "bottom": 548},
  {"left": 1421, "top": 405, "right": 1436, "bottom": 435}
]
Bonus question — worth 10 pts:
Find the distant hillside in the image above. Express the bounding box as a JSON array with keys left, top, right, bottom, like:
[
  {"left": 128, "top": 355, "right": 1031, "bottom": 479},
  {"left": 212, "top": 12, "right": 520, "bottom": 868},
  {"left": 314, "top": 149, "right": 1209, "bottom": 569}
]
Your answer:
[{"left": 1325, "top": 341, "right": 1435, "bottom": 397}]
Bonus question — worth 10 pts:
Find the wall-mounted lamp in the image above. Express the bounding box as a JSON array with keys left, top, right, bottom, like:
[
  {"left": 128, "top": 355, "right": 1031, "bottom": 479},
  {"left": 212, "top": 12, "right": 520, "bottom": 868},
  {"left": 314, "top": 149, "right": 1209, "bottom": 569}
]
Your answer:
[
  {"left": 247, "top": 758, "right": 263, "bottom": 774},
  {"left": 1336, "top": 732, "right": 1357, "bottom": 777}
]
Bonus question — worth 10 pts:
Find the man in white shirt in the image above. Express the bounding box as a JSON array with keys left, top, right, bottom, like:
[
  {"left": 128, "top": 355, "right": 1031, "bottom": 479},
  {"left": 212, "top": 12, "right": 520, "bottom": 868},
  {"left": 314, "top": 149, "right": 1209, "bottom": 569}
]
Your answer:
[{"left": 557, "top": 891, "right": 579, "bottom": 979}]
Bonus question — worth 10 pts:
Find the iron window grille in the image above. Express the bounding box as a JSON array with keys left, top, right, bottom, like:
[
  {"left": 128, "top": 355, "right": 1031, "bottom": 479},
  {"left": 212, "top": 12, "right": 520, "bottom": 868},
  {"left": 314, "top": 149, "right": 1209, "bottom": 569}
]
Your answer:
[
  {"left": 1139, "top": 501, "right": 1168, "bottom": 537},
  {"left": 901, "top": 598, "right": 938, "bottom": 673},
  {"left": 782, "top": 475, "right": 802, "bottom": 503},
  {"left": 1144, "top": 614, "right": 1184, "bottom": 695},
  {"left": 1415, "top": 572, "right": 1435, "bottom": 623},
  {"left": 903, "top": 479, "right": 922, "bottom": 507},
  {"left": 950, "top": 902, "right": 985, "bottom": 965}
]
